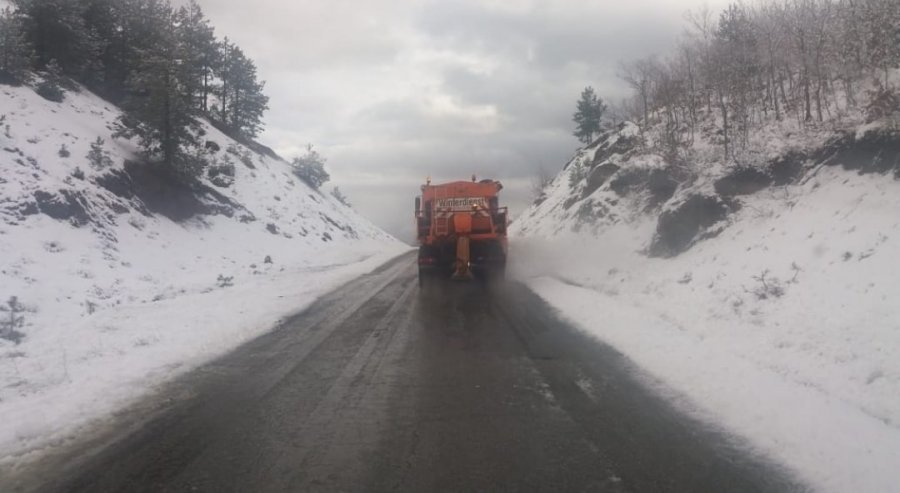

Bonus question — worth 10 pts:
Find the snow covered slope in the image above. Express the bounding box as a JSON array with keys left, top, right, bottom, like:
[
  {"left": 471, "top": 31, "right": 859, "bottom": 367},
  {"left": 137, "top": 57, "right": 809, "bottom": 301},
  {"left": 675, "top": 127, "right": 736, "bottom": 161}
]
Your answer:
[
  {"left": 511, "top": 120, "right": 900, "bottom": 491},
  {"left": 0, "top": 82, "right": 409, "bottom": 463}
]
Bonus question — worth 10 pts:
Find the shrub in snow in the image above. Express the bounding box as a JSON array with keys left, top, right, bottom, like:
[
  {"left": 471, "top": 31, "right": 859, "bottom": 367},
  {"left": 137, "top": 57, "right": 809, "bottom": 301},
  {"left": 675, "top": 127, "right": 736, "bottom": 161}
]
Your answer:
[
  {"left": 651, "top": 119, "right": 691, "bottom": 165},
  {"left": 37, "top": 79, "right": 64, "bottom": 102},
  {"left": 179, "top": 145, "right": 211, "bottom": 179},
  {"left": 86, "top": 137, "right": 113, "bottom": 170},
  {"left": 568, "top": 160, "right": 587, "bottom": 189},
  {"left": 216, "top": 275, "right": 234, "bottom": 288},
  {"left": 43, "top": 241, "right": 64, "bottom": 253},
  {"left": 58, "top": 144, "right": 70, "bottom": 158},
  {"left": 36, "top": 60, "right": 66, "bottom": 102},
  {"left": 239, "top": 151, "right": 254, "bottom": 169},
  {"left": 291, "top": 144, "right": 329, "bottom": 190},
  {"left": 865, "top": 83, "right": 899, "bottom": 124},
  {"left": 530, "top": 167, "right": 553, "bottom": 204},
  {"left": 205, "top": 140, "right": 221, "bottom": 153},
  {"left": 224, "top": 144, "right": 252, "bottom": 169},
  {"left": 0, "top": 296, "right": 26, "bottom": 344},
  {"left": 751, "top": 270, "right": 785, "bottom": 300},
  {"left": 207, "top": 155, "right": 236, "bottom": 188},
  {"left": 71, "top": 167, "right": 85, "bottom": 180},
  {"left": 331, "top": 186, "right": 351, "bottom": 207}
]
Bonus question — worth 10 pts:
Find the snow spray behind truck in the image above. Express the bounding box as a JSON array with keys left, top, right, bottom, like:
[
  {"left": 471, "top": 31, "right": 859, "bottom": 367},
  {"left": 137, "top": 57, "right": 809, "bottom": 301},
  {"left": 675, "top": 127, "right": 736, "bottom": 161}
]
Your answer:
[{"left": 415, "top": 176, "right": 508, "bottom": 285}]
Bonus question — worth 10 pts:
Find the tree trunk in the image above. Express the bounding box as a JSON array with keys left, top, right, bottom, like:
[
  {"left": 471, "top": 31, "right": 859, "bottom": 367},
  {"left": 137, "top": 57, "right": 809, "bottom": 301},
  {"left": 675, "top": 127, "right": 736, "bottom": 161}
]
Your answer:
[
  {"left": 719, "top": 91, "right": 729, "bottom": 161},
  {"left": 771, "top": 69, "right": 781, "bottom": 121},
  {"left": 803, "top": 71, "right": 812, "bottom": 122},
  {"left": 163, "top": 69, "right": 172, "bottom": 166},
  {"left": 779, "top": 70, "right": 790, "bottom": 114},
  {"left": 815, "top": 79, "right": 823, "bottom": 122},
  {"left": 844, "top": 77, "right": 855, "bottom": 108},
  {"left": 202, "top": 69, "right": 209, "bottom": 113},
  {"left": 642, "top": 91, "right": 649, "bottom": 129}
]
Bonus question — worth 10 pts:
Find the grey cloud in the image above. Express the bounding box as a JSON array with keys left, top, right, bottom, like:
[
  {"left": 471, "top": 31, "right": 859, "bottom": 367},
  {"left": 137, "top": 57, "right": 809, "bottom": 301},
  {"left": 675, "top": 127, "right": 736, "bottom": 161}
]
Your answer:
[
  {"left": 197, "top": 0, "right": 733, "bottom": 239},
  {"left": 199, "top": 0, "right": 407, "bottom": 71},
  {"left": 417, "top": 1, "right": 687, "bottom": 70}
]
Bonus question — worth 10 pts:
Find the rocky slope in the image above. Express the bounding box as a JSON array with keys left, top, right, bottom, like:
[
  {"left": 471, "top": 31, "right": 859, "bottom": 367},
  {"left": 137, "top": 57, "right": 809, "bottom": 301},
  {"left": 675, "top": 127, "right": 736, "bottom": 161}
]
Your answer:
[{"left": 516, "top": 118, "right": 899, "bottom": 256}]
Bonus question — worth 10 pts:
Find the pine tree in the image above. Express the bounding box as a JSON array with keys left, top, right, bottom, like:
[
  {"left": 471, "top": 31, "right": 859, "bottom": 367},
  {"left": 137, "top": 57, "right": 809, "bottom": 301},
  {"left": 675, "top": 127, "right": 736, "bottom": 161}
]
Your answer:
[
  {"left": 0, "top": 7, "right": 33, "bottom": 85},
  {"left": 572, "top": 86, "right": 607, "bottom": 144},
  {"left": 175, "top": 1, "right": 219, "bottom": 112},
  {"left": 13, "top": 0, "right": 100, "bottom": 79},
  {"left": 90, "top": 0, "right": 175, "bottom": 101},
  {"left": 115, "top": 4, "right": 202, "bottom": 177},
  {"left": 568, "top": 159, "right": 587, "bottom": 188},
  {"left": 80, "top": 0, "right": 124, "bottom": 98},
  {"left": 217, "top": 40, "right": 269, "bottom": 138},
  {"left": 86, "top": 137, "right": 113, "bottom": 169}
]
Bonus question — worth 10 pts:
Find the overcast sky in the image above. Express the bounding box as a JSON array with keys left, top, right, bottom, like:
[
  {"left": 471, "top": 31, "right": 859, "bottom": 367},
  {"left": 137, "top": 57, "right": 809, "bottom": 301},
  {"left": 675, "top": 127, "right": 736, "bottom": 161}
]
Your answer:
[{"left": 196, "top": 0, "right": 731, "bottom": 241}]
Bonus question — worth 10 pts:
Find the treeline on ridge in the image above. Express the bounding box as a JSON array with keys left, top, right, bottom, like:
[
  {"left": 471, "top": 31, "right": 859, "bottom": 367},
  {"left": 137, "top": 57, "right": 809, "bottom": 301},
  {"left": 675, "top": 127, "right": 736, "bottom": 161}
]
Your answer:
[
  {"left": 0, "top": 0, "right": 269, "bottom": 178},
  {"left": 576, "top": 0, "right": 900, "bottom": 164}
]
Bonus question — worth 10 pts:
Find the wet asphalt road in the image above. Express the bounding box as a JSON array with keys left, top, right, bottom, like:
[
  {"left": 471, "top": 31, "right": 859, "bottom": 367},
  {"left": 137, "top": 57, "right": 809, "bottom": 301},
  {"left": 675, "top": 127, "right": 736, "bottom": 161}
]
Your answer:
[{"left": 4, "top": 253, "right": 803, "bottom": 492}]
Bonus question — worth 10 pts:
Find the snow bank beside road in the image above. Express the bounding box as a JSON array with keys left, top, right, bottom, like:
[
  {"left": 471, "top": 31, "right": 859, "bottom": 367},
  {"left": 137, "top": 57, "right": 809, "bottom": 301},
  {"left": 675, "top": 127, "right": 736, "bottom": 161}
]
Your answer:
[
  {"left": 510, "top": 165, "right": 900, "bottom": 492},
  {"left": 0, "top": 247, "right": 407, "bottom": 465}
]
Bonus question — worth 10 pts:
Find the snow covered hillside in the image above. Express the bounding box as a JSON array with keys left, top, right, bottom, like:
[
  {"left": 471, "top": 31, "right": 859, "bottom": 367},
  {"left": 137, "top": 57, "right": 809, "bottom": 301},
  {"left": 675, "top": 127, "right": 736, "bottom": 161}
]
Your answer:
[
  {"left": 0, "top": 82, "right": 408, "bottom": 464},
  {"left": 511, "top": 114, "right": 900, "bottom": 491}
]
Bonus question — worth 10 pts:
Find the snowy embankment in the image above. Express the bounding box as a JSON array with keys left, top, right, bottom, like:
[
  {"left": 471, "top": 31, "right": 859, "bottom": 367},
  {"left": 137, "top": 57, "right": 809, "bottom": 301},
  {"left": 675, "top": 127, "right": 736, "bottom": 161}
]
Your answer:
[
  {"left": 0, "top": 82, "right": 410, "bottom": 464},
  {"left": 511, "top": 122, "right": 900, "bottom": 491}
]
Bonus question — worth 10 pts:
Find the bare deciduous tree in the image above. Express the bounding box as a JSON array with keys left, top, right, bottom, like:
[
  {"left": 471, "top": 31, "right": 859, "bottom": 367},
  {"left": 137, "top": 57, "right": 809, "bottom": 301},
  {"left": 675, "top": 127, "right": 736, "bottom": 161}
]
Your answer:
[{"left": 613, "top": 0, "right": 900, "bottom": 162}]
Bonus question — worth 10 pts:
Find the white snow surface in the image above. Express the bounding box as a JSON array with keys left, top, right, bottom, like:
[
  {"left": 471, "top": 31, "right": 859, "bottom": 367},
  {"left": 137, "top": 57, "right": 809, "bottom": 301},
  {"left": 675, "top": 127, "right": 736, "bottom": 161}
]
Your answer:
[
  {"left": 511, "top": 139, "right": 900, "bottom": 490},
  {"left": 0, "top": 82, "right": 410, "bottom": 463}
]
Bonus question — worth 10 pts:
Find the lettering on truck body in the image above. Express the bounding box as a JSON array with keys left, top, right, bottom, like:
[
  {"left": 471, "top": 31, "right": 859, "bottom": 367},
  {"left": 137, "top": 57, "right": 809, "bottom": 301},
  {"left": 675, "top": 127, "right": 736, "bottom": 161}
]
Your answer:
[{"left": 435, "top": 197, "right": 488, "bottom": 210}]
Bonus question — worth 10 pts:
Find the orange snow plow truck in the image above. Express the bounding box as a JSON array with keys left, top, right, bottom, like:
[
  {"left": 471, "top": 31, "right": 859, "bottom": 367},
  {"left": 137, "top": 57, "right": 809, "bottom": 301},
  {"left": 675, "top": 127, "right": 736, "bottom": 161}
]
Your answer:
[{"left": 415, "top": 176, "right": 508, "bottom": 285}]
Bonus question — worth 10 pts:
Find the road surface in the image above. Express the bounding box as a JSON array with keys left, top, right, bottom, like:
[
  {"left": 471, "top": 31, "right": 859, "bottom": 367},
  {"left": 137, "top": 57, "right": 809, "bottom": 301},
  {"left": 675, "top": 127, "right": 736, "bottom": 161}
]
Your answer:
[{"left": 3, "top": 253, "right": 803, "bottom": 492}]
